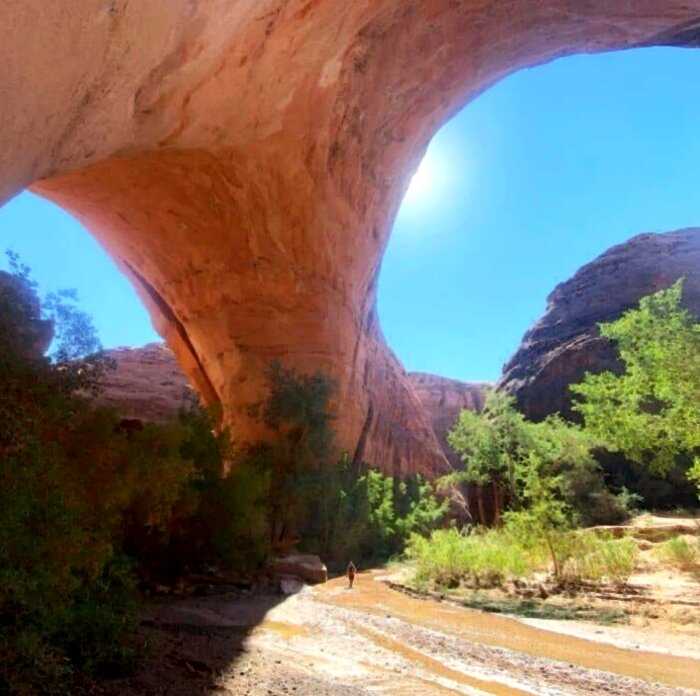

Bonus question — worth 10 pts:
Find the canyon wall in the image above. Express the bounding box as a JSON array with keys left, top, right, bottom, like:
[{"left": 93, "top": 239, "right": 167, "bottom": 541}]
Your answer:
[
  {"left": 408, "top": 373, "right": 489, "bottom": 468},
  {"left": 2, "top": 1, "right": 700, "bottom": 475},
  {"left": 96, "top": 345, "right": 487, "bottom": 478},
  {"left": 95, "top": 343, "right": 196, "bottom": 422},
  {"left": 498, "top": 229, "right": 700, "bottom": 421}
]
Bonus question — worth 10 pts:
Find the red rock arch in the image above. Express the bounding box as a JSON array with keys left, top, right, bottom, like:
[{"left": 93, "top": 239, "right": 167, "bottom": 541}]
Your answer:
[{"left": 3, "top": 0, "right": 699, "bottom": 474}]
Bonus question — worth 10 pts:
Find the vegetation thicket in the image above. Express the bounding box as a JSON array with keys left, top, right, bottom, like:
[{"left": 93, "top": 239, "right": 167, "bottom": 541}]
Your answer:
[
  {"left": 242, "top": 361, "right": 447, "bottom": 565},
  {"left": 0, "top": 253, "right": 447, "bottom": 694},
  {"left": 411, "top": 280, "right": 699, "bottom": 592},
  {"left": 571, "top": 279, "right": 700, "bottom": 498},
  {"left": 446, "top": 391, "right": 634, "bottom": 528}
]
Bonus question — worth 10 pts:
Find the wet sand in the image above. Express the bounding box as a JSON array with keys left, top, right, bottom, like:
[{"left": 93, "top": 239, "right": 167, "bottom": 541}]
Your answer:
[
  {"left": 104, "top": 570, "right": 700, "bottom": 695},
  {"left": 316, "top": 571, "right": 700, "bottom": 691}
]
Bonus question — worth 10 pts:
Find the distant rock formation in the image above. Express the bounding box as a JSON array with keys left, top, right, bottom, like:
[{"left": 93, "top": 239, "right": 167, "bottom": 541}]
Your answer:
[
  {"left": 95, "top": 343, "right": 196, "bottom": 422},
  {"left": 498, "top": 229, "right": 700, "bottom": 421},
  {"left": 408, "top": 373, "right": 489, "bottom": 468},
  {"left": 94, "top": 342, "right": 489, "bottom": 479}
]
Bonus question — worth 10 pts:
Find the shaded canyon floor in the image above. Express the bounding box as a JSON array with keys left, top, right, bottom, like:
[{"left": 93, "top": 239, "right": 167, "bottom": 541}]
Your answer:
[{"left": 101, "top": 570, "right": 700, "bottom": 696}]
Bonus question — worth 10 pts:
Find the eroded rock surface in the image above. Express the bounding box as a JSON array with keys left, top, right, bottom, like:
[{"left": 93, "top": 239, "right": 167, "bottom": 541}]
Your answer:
[
  {"left": 94, "top": 342, "right": 481, "bottom": 478},
  {"left": 95, "top": 343, "right": 195, "bottom": 422},
  {"left": 408, "top": 373, "right": 489, "bottom": 468},
  {"left": 498, "top": 229, "right": 700, "bottom": 420},
  {"left": 3, "top": 1, "right": 700, "bottom": 475}
]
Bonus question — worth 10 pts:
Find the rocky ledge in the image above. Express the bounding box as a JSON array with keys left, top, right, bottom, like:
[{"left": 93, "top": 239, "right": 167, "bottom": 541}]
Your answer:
[{"left": 498, "top": 229, "right": 700, "bottom": 421}]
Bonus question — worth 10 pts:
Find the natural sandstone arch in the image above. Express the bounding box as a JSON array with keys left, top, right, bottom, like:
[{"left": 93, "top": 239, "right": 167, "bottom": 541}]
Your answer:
[{"left": 3, "top": 1, "right": 699, "bottom": 475}]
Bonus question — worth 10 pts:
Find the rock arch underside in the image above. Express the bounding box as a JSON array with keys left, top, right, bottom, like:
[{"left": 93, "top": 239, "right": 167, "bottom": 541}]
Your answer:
[{"left": 2, "top": 1, "right": 700, "bottom": 476}]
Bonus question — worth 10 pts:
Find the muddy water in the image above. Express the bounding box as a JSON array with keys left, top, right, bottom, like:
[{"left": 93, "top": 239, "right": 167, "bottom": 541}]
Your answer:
[
  {"left": 315, "top": 572, "right": 700, "bottom": 691},
  {"left": 355, "top": 624, "right": 533, "bottom": 696}
]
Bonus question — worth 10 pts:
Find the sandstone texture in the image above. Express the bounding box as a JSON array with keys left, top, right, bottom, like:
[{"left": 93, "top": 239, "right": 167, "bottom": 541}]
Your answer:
[
  {"left": 3, "top": 2, "right": 700, "bottom": 476},
  {"left": 94, "top": 343, "right": 487, "bottom": 479},
  {"left": 95, "top": 343, "right": 196, "bottom": 422},
  {"left": 408, "top": 372, "right": 489, "bottom": 468},
  {"left": 498, "top": 229, "right": 700, "bottom": 421}
]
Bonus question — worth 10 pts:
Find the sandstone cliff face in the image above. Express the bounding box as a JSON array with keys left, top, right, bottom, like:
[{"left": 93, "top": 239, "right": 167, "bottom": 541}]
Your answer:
[
  {"left": 95, "top": 343, "right": 195, "bottom": 422},
  {"left": 498, "top": 229, "right": 700, "bottom": 421},
  {"left": 93, "top": 342, "right": 486, "bottom": 479},
  {"left": 2, "top": 1, "right": 700, "bottom": 476},
  {"left": 408, "top": 373, "right": 489, "bottom": 468}
]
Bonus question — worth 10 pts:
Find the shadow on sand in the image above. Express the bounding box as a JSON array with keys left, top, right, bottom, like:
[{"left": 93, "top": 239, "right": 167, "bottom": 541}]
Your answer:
[{"left": 99, "top": 590, "right": 290, "bottom": 695}]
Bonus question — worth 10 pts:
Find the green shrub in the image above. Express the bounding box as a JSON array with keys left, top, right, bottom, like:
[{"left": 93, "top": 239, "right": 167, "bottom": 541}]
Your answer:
[
  {"left": 193, "top": 443, "right": 273, "bottom": 571},
  {"left": 300, "top": 457, "right": 447, "bottom": 566},
  {"left": 657, "top": 536, "right": 699, "bottom": 570},
  {"left": 406, "top": 526, "right": 638, "bottom": 590},
  {"left": 51, "top": 556, "right": 138, "bottom": 678},
  {"left": 0, "top": 254, "right": 445, "bottom": 692},
  {"left": 406, "top": 528, "right": 533, "bottom": 589},
  {"left": 561, "top": 533, "right": 638, "bottom": 585}
]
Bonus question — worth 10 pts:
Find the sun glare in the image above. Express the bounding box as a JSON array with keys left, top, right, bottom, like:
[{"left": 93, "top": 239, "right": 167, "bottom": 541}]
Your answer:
[{"left": 402, "top": 149, "right": 449, "bottom": 205}]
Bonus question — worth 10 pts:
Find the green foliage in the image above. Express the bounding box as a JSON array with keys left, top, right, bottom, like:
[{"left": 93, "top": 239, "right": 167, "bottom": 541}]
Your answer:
[
  {"left": 407, "top": 527, "right": 638, "bottom": 589},
  {"left": 597, "top": 450, "right": 695, "bottom": 511},
  {"left": 414, "top": 413, "right": 638, "bottom": 586},
  {"left": 0, "top": 251, "right": 47, "bottom": 361},
  {"left": 252, "top": 364, "right": 446, "bottom": 565},
  {"left": 0, "top": 257, "right": 444, "bottom": 691},
  {"left": 299, "top": 455, "right": 447, "bottom": 565},
  {"left": 558, "top": 533, "right": 638, "bottom": 585},
  {"left": 503, "top": 455, "right": 573, "bottom": 578},
  {"left": 406, "top": 528, "right": 532, "bottom": 588},
  {"left": 0, "top": 257, "right": 203, "bottom": 693},
  {"left": 395, "top": 474, "right": 448, "bottom": 540},
  {"left": 689, "top": 459, "right": 700, "bottom": 500},
  {"left": 447, "top": 390, "right": 528, "bottom": 493},
  {"left": 657, "top": 536, "right": 700, "bottom": 570},
  {"left": 572, "top": 280, "right": 700, "bottom": 487},
  {"left": 447, "top": 391, "right": 627, "bottom": 526},
  {"left": 194, "top": 442, "right": 273, "bottom": 570},
  {"left": 258, "top": 361, "right": 338, "bottom": 548}
]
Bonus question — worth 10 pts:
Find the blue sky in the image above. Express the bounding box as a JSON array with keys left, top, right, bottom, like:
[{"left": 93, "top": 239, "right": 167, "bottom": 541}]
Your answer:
[{"left": 1, "top": 48, "right": 699, "bottom": 381}]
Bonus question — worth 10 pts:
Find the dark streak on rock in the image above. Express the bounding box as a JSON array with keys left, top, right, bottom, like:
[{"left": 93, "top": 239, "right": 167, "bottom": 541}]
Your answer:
[
  {"left": 642, "top": 16, "right": 700, "bottom": 47},
  {"left": 352, "top": 401, "right": 374, "bottom": 466},
  {"left": 124, "top": 261, "right": 220, "bottom": 412}
]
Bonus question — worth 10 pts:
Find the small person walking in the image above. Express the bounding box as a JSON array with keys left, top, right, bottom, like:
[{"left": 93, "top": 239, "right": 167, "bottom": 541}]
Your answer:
[{"left": 346, "top": 561, "right": 357, "bottom": 589}]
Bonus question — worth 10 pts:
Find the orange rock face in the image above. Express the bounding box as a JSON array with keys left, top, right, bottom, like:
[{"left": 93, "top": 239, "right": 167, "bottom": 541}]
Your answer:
[
  {"left": 408, "top": 373, "right": 489, "bottom": 469},
  {"left": 95, "top": 344, "right": 196, "bottom": 423},
  {"left": 2, "top": 1, "right": 699, "bottom": 475}
]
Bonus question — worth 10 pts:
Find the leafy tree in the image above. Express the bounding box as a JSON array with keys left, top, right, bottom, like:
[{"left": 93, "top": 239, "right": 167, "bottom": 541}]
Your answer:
[
  {"left": 259, "top": 361, "right": 338, "bottom": 548},
  {"left": 571, "top": 279, "right": 700, "bottom": 497},
  {"left": 689, "top": 459, "right": 700, "bottom": 499},
  {"left": 447, "top": 391, "right": 630, "bottom": 526},
  {"left": 503, "top": 452, "right": 573, "bottom": 578},
  {"left": 447, "top": 391, "right": 530, "bottom": 524},
  {"left": 395, "top": 475, "right": 448, "bottom": 541},
  {"left": 527, "top": 415, "right": 632, "bottom": 525},
  {"left": 0, "top": 255, "right": 208, "bottom": 693}
]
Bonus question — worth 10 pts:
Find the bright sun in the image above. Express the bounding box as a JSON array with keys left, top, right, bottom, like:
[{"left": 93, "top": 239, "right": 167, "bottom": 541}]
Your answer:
[{"left": 403, "top": 149, "right": 446, "bottom": 205}]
